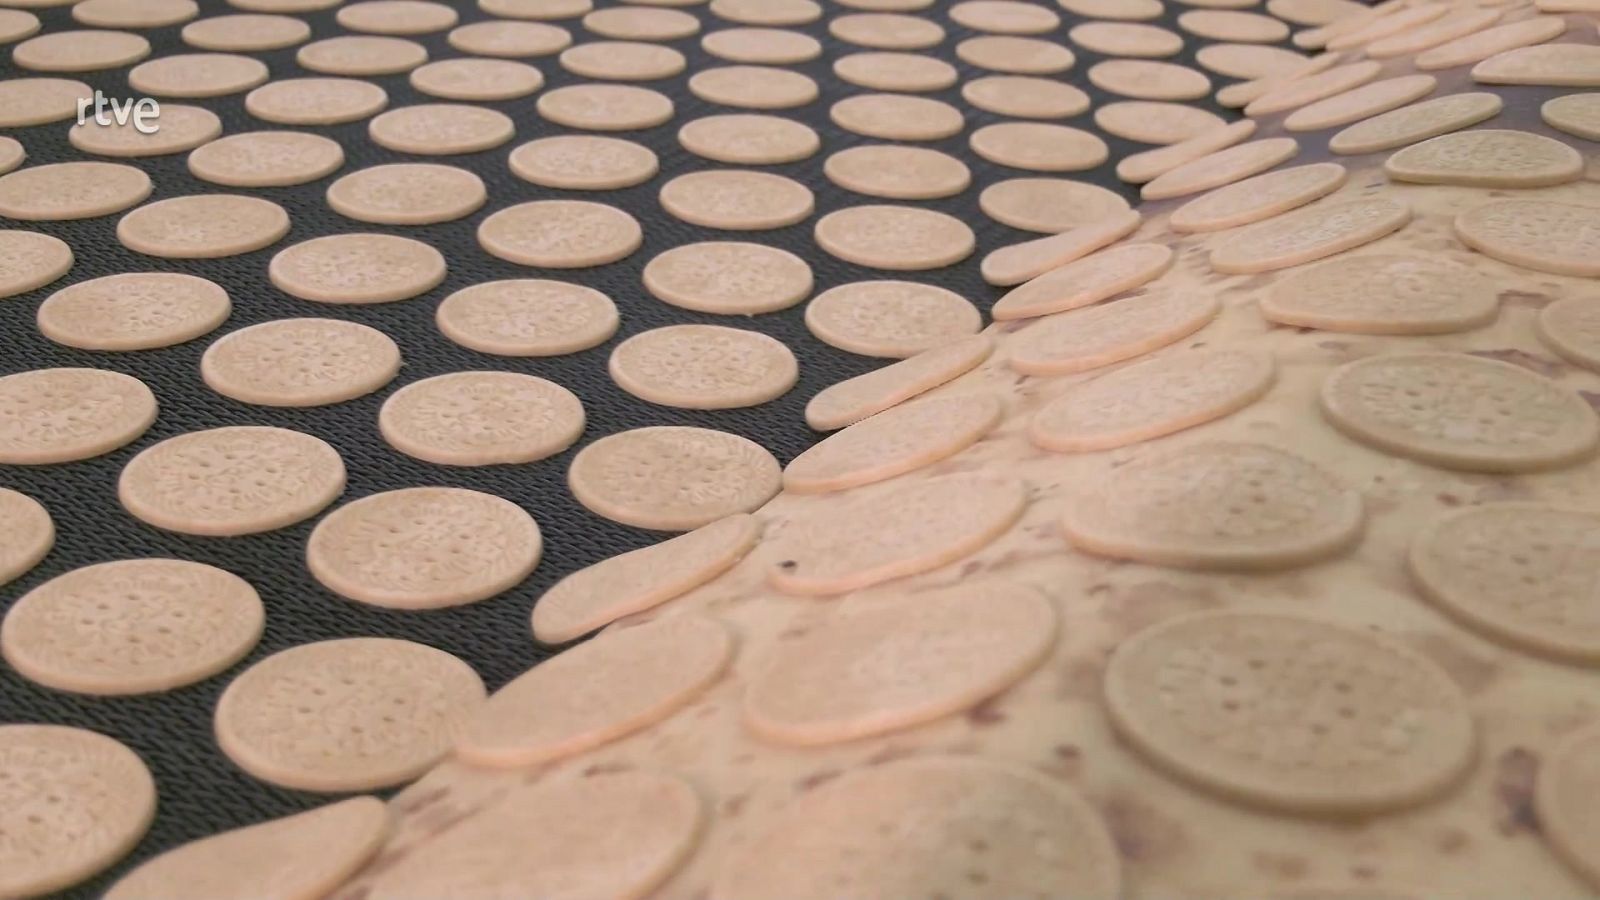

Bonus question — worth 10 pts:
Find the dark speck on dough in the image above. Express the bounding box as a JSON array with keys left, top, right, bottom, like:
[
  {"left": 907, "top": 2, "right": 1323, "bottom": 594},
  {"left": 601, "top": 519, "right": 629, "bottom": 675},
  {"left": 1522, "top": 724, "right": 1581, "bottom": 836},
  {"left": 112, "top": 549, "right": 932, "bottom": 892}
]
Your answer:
[
  {"left": 1467, "top": 348, "right": 1565, "bottom": 378},
  {"left": 1437, "top": 492, "right": 1462, "bottom": 507},
  {"left": 967, "top": 697, "right": 1006, "bottom": 726},
  {"left": 721, "top": 793, "right": 748, "bottom": 818},
  {"left": 1437, "top": 827, "right": 1471, "bottom": 854},
  {"left": 1494, "top": 748, "right": 1541, "bottom": 835},
  {"left": 1350, "top": 863, "right": 1379, "bottom": 881},
  {"left": 1101, "top": 790, "right": 1187, "bottom": 863},
  {"left": 1317, "top": 340, "right": 1353, "bottom": 353},
  {"left": 867, "top": 744, "right": 919, "bottom": 766},
  {"left": 1581, "top": 391, "right": 1600, "bottom": 416},
  {"left": 582, "top": 761, "right": 633, "bottom": 777},
  {"left": 1253, "top": 850, "right": 1310, "bottom": 880},
  {"left": 797, "top": 768, "right": 842, "bottom": 791},
  {"left": 777, "top": 560, "right": 797, "bottom": 570}
]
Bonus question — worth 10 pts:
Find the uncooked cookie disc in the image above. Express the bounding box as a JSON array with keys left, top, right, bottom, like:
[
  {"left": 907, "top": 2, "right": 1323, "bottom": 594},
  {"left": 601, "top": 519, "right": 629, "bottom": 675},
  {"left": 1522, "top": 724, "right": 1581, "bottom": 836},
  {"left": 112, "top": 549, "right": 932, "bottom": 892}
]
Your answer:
[
  {"left": 119, "top": 426, "right": 346, "bottom": 535},
  {"left": 532, "top": 514, "right": 760, "bottom": 643},
  {"left": 561, "top": 39, "right": 686, "bottom": 80},
  {"left": 805, "top": 280, "right": 981, "bottom": 358},
  {"left": 610, "top": 325, "right": 796, "bottom": 410},
  {"left": 73, "top": 0, "right": 195, "bottom": 28},
  {"left": 478, "top": 200, "right": 642, "bottom": 268},
  {"left": 806, "top": 335, "right": 993, "bottom": 429},
  {"left": 1385, "top": 129, "right": 1582, "bottom": 188},
  {"left": 127, "top": 52, "right": 266, "bottom": 97},
  {"left": 508, "top": 135, "right": 658, "bottom": 189},
  {"left": 1119, "top": 119, "right": 1257, "bottom": 184},
  {"left": 1069, "top": 20, "right": 1182, "bottom": 56},
  {"left": 1007, "top": 289, "right": 1219, "bottom": 376},
  {"left": 1415, "top": 16, "right": 1566, "bottom": 70},
  {"left": 0, "top": 77, "right": 92, "bottom": 127},
  {"left": 1542, "top": 93, "right": 1600, "bottom": 141},
  {"left": 0, "top": 161, "right": 151, "bottom": 221},
  {"left": 117, "top": 194, "right": 290, "bottom": 259},
  {"left": 1320, "top": 352, "right": 1599, "bottom": 473},
  {"left": 961, "top": 74, "right": 1089, "bottom": 118},
  {"left": 188, "top": 131, "right": 344, "bottom": 188},
  {"left": 1179, "top": 9, "right": 1287, "bottom": 41},
  {"left": 1537, "top": 724, "right": 1600, "bottom": 890},
  {"left": 38, "top": 272, "right": 230, "bottom": 351},
  {"left": 980, "top": 208, "right": 1143, "bottom": 286},
  {"left": 436, "top": 279, "right": 619, "bottom": 356},
  {"left": 480, "top": 0, "right": 590, "bottom": 18},
  {"left": 955, "top": 34, "right": 1074, "bottom": 74},
  {"left": 337, "top": 0, "right": 457, "bottom": 33},
  {"left": 689, "top": 64, "right": 817, "bottom": 108},
  {"left": 1195, "top": 43, "right": 1307, "bottom": 79},
  {"left": 1210, "top": 197, "right": 1411, "bottom": 275},
  {"left": 568, "top": 426, "right": 781, "bottom": 530},
  {"left": 1367, "top": 8, "right": 1502, "bottom": 58},
  {"left": 308, "top": 488, "right": 541, "bottom": 608},
  {"left": 643, "top": 242, "right": 811, "bottom": 314},
  {"left": 824, "top": 145, "right": 969, "bottom": 201},
  {"left": 1245, "top": 60, "right": 1381, "bottom": 117},
  {"left": 584, "top": 4, "right": 698, "bottom": 40},
  {"left": 1105, "top": 610, "right": 1473, "bottom": 813},
  {"left": 814, "top": 205, "right": 975, "bottom": 271},
  {"left": 1169, "top": 162, "right": 1348, "bottom": 233},
  {"left": 1328, "top": 92, "right": 1503, "bottom": 155},
  {"left": 1283, "top": 73, "right": 1437, "bottom": 132},
  {"left": 701, "top": 26, "right": 822, "bottom": 64},
  {"left": 979, "top": 178, "right": 1129, "bottom": 234},
  {"left": 1142, "top": 136, "right": 1300, "bottom": 201},
  {"left": 1031, "top": 349, "right": 1273, "bottom": 453},
  {"left": 0, "top": 138, "right": 21, "bottom": 175},
  {"left": 245, "top": 77, "right": 388, "bottom": 125},
  {"left": 447, "top": 19, "right": 571, "bottom": 56},
  {"left": 1538, "top": 295, "right": 1600, "bottom": 371},
  {"left": 182, "top": 13, "right": 310, "bottom": 50},
  {"left": 711, "top": 0, "right": 820, "bottom": 25},
  {"left": 272, "top": 234, "right": 446, "bottom": 303},
  {"left": 202, "top": 318, "right": 400, "bottom": 407},
  {"left": 950, "top": 0, "right": 1058, "bottom": 33},
  {"left": 1454, "top": 199, "right": 1600, "bottom": 277},
  {"left": 460, "top": 614, "right": 730, "bottom": 766},
  {"left": 368, "top": 103, "right": 513, "bottom": 155},
  {"left": 766, "top": 473, "right": 1024, "bottom": 595},
  {"left": 1268, "top": 0, "right": 1364, "bottom": 25},
  {"left": 1, "top": 559, "right": 262, "bottom": 695},
  {"left": 784, "top": 391, "right": 1001, "bottom": 493},
  {"left": 1472, "top": 42, "right": 1600, "bottom": 87},
  {"left": 0, "top": 489, "right": 51, "bottom": 588},
  {"left": 659, "top": 169, "right": 813, "bottom": 230},
  {"left": 1410, "top": 505, "right": 1600, "bottom": 665},
  {"left": 993, "top": 243, "right": 1175, "bottom": 320},
  {"left": 69, "top": 104, "right": 221, "bottom": 157},
  {"left": 0, "top": 368, "right": 155, "bottom": 464},
  {"left": 1259, "top": 254, "right": 1498, "bottom": 335},
  {"left": 366, "top": 771, "right": 701, "bottom": 900},
  {"left": 536, "top": 83, "right": 673, "bottom": 130},
  {"left": 327, "top": 163, "right": 486, "bottom": 225},
  {"left": 833, "top": 50, "right": 956, "bottom": 91},
  {"left": 830, "top": 12, "right": 943, "bottom": 49},
  {"left": 0, "top": 8, "right": 40, "bottom": 41},
  {"left": 0, "top": 229, "right": 72, "bottom": 299},
  {"left": 678, "top": 113, "right": 820, "bottom": 163},
  {"left": 297, "top": 35, "right": 427, "bottom": 74},
  {"left": 379, "top": 371, "right": 585, "bottom": 465},
  {"left": 1095, "top": 101, "right": 1225, "bottom": 145},
  {"left": 216, "top": 637, "right": 484, "bottom": 791},
  {"left": 1060, "top": 0, "right": 1162, "bottom": 17},
  {"left": 1326, "top": 2, "right": 1449, "bottom": 50},
  {"left": 830, "top": 93, "right": 963, "bottom": 141},
  {"left": 410, "top": 58, "right": 543, "bottom": 100},
  {"left": 1088, "top": 59, "right": 1210, "bottom": 100},
  {"left": 12, "top": 29, "right": 149, "bottom": 71},
  {"left": 229, "top": 0, "right": 338, "bottom": 11},
  {"left": 0, "top": 725, "right": 155, "bottom": 899}
]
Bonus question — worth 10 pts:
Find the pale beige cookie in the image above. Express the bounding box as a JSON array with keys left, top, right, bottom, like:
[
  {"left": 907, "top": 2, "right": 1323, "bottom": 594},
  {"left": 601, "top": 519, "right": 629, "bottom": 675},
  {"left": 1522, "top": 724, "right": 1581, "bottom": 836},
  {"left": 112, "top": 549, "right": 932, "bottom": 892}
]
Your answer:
[
  {"left": 956, "top": 34, "right": 1075, "bottom": 74},
  {"left": 1195, "top": 43, "right": 1307, "bottom": 79},
  {"left": 1210, "top": 196, "right": 1411, "bottom": 275},
  {"left": 568, "top": 426, "right": 781, "bottom": 530},
  {"left": 480, "top": 0, "right": 590, "bottom": 18},
  {"left": 0, "top": 8, "right": 40, "bottom": 41},
  {"left": 229, "top": 0, "right": 338, "bottom": 11},
  {"left": 1328, "top": 92, "right": 1502, "bottom": 155},
  {"left": 182, "top": 13, "right": 310, "bottom": 50},
  {"left": 1536, "top": 724, "right": 1600, "bottom": 890},
  {"left": 1088, "top": 58, "right": 1210, "bottom": 100},
  {"left": 202, "top": 318, "right": 400, "bottom": 407},
  {"left": 297, "top": 35, "right": 427, "bottom": 74},
  {"left": 561, "top": 39, "right": 686, "bottom": 80},
  {"left": 1179, "top": 9, "right": 1287, "bottom": 41},
  {"left": 447, "top": 19, "right": 571, "bottom": 56},
  {"left": 127, "top": 52, "right": 266, "bottom": 97},
  {"left": 679, "top": 113, "right": 818, "bottom": 163},
  {"left": 1260, "top": 254, "right": 1498, "bottom": 335},
  {"left": 0, "top": 161, "right": 151, "bottom": 220},
  {"left": 1142, "top": 137, "right": 1300, "bottom": 201},
  {"left": 806, "top": 334, "right": 992, "bottom": 429},
  {"left": 215, "top": 637, "right": 484, "bottom": 791},
  {"left": 0, "top": 138, "right": 20, "bottom": 176},
  {"left": 1367, "top": 7, "right": 1501, "bottom": 57},
  {"left": 38, "top": 272, "right": 230, "bottom": 351},
  {"left": 1118, "top": 119, "right": 1257, "bottom": 183},
  {"left": 105, "top": 798, "right": 388, "bottom": 900},
  {"left": 1283, "top": 73, "right": 1437, "bottom": 132},
  {"left": 1007, "top": 288, "right": 1219, "bottom": 376},
  {"left": 327, "top": 163, "right": 486, "bottom": 225},
  {"left": 1474, "top": 42, "right": 1600, "bottom": 86},
  {"left": 830, "top": 93, "right": 963, "bottom": 141},
  {"left": 0, "top": 489, "right": 51, "bottom": 588},
  {"left": 0, "top": 229, "right": 71, "bottom": 299},
  {"left": 713, "top": 757, "right": 1120, "bottom": 900},
  {"left": 1060, "top": 0, "right": 1163, "bottom": 18},
  {"left": 119, "top": 426, "right": 345, "bottom": 535},
  {"left": 610, "top": 325, "right": 797, "bottom": 409},
  {"left": 0, "top": 77, "right": 93, "bottom": 127},
  {"left": 1326, "top": 2, "right": 1449, "bottom": 50},
  {"left": 245, "top": 77, "right": 388, "bottom": 125},
  {"left": 994, "top": 243, "right": 1175, "bottom": 321},
  {"left": 833, "top": 50, "right": 956, "bottom": 91},
  {"left": 824, "top": 145, "right": 969, "bottom": 200},
  {"left": 1454, "top": 199, "right": 1600, "bottom": 277},
  {"left": 308, "top": 487, "right": 541, "bottom": 608},
  {"left": 1542, "top": 92, "right": 1600, "bottom": 141},
  {"left": 1221, "top": 57, "right": 1344, "bottom": 110},
  {"left": 689, "top": 64, "right": 817, "bottom": 108},
  {"left": 0, "top": 725, "right": 154, "bottom": 899},
  {"left": 980, "top": 208, "right": 1143, "bottom": 286},
  {"left": 711, "top": 0, "right": 821, "bottom": 25},
  {"left": 805, "top": 280, "right": 980, "bottom": 358},
  {"left": 1070, "top": 20, "right": 1182, "bottom": 56},
  {"left": 337, "top": 0, "right": 457, "bottom": 33},
  {"left": 436, "top": 279, "right": 619, "bottom": 356},
  {"left": 950, "top": 0, "right": 1059, "bottom": 33},
  {"left": 1032, "top": 348, "right": 1273, "bottom": 453},
  {"left": 766, "top": 473, "right": 1025, "bottom": 595},
  {"left": 1268, "top": 0, "right": 1364, "bottom": 25},
  {"left": 366, "top": 771, "right": 701, "bottom": 900},
  {"left": 584, "top": 4, "right": 698, "bottom": 39},
  {"left": 1321, "top": 352, "right": 1599, "bottom": 473},
  {"left": 460, "top": 614, "right": 730, "bottom": 766},
  {"left": 979, "top": 178, "right": 1128, "bottom": 234},
  {"left": 814, "top": 205, "right": 974, "bottom": 271},
  {"left": 643, "top": 241, "right": 811, "bottom": 313},
  {"left": 960, "top": 74, "right": 1090, "bottom": 118},
  {"left": 73, "top": 0, "right": 195, "bottom": 28},
  {"left": 701, "top": 26, "right": 822, "bottom": 63},
  {"left": 380, "top": 371, "right": 584, "bottom": 465},
  {"left": 1385, "top": 129, "right": 1581, "bottom": 188},
  {"left": 1105, "top": 611, "right": 1473, "bottom": 813},
  {"left": 660, "top": 169, "right": 812, "bottom": 230},
  {"left": 1538, "top": 294, "right": 1600, "bottom": 371},
  {"left": 1245, "top": 59, "right": 1381, "bottom": 116},
  {"left": 1415, "top": 16, "right": 1565, "bottom": 70},
  {"left": 830, "top": 11, "right": 943, "bottom": 48},
  {"left": 509, "top": 134, "right": 657, "bottom": 189},
  {"left": 12, "top": 29, "right": 149, "bottom": 71},
  {"left": 1169, "top": 161, "right": 1347, "bottom": 233},
  {"left": 180, "top": 131, "right": 316, "bottom": 189},
  {"left": 784, "top": 391, "right": 1001, "bottom": 492},
  {"left": 1, "top": 559, "right": 261, "bottom": 695},
  {"left": 1095, "top": 100, "right": 1225, "bottom": 145},
  {"left": 69, "top": 104, "right": 221, "bottom": 157},
  {"left": 0, "top": 368, "right": 155, "bottom": 464},
  {"left": 410, "top": 57, "right": 543, "bottom": 100},
  {"left": 117, "top": 194, "right": 290, "bottom": 259},
  {"left": 970, "top": 122, "right": 1108, "bottom": 173},
  {"left": 532, "top": 514, "right": 760, "bottom": 643},
  {"left": 367, "top": 103, "right": 513, "bottom": 154},
  {"left": 537, "top": 82, "right": 673, "bottom": 129},
  {"left": 479, "top": 200, "right": 641, "bottom": 269}
]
